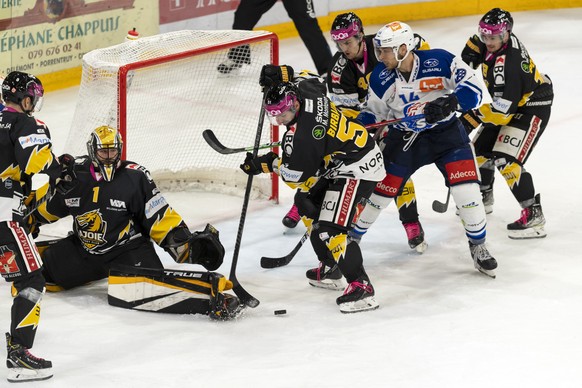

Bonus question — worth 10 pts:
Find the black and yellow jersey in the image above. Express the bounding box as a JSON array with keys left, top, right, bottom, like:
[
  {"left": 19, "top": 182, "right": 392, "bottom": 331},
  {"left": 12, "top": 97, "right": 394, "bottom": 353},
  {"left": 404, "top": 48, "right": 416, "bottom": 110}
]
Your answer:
[
  {"left": 278, "top": 79, "right": 385, "bottom": 192},
  {"left": 0, "top": 108, "right": 61, "bottom": 223},
  {"left": 467, "top": 33, "right": 553, "bottom": 126},
  {"left": 33, "top": 156, "right": 184, "bottom": 254}
]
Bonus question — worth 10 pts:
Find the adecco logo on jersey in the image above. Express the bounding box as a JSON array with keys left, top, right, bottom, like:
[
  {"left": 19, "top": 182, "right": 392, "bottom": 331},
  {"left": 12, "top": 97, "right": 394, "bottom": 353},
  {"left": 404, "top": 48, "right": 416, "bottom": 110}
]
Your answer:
[
  {"left": 375, "top": 174, "right": 403, "bottom": 196},
  {"left": 445, "top": 160, "right": 478, "bottom": 184}
]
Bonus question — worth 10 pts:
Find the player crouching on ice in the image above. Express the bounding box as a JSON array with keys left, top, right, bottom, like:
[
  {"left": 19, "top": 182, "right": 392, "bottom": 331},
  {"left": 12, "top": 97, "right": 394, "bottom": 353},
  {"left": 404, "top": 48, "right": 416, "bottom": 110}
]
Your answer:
[{"left": 27, "top": 126, "right": 242, "bottom": 320}]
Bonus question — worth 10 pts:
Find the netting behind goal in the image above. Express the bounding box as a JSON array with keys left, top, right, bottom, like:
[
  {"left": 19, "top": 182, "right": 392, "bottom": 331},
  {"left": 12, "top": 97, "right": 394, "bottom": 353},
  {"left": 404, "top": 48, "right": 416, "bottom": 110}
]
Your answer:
[{"left": 65, "top": 30, "right": 279, "bottom": 200}]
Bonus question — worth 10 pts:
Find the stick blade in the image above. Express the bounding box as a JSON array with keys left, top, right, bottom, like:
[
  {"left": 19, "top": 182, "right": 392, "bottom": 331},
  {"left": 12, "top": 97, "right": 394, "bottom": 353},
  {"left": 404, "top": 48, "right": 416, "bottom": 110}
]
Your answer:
[
  {"left": 432, "top": 200, "right": 448, "bottom": 213},
  {"left": 202, "top": 129, "right": 236, "bottom": 154},
  {"left": 260, "top": 255, "right": 292, "bottom": 269},
  {"left": 232, "top": 282, "right": 260, "bottom": 308}
]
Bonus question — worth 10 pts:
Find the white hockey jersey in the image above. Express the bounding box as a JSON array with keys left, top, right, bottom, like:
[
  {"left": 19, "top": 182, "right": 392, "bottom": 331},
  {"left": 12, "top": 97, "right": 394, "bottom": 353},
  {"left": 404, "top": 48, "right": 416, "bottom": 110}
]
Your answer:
[{"left": 358, "top": 48, "right": 485, "bottom": 132}]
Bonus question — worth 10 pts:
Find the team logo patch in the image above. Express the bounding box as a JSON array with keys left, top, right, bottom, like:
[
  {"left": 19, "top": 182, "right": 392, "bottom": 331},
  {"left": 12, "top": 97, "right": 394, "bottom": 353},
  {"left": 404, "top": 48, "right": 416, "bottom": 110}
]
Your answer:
[
  {"left": 75, "top": 210, "right": 108, "bottom": 250},
  {"left": 312, "top": 125, "right": 325, "bottom": 140},
  {"left": 455, "top": 68, "right": 467, "bottom": 83}
]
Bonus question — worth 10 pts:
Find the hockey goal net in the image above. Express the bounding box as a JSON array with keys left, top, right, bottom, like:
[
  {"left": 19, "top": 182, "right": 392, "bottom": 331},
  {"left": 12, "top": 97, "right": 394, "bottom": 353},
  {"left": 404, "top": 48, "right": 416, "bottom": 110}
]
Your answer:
[{"left": 65, "top": 30, "right": 279, "bottom": 201}]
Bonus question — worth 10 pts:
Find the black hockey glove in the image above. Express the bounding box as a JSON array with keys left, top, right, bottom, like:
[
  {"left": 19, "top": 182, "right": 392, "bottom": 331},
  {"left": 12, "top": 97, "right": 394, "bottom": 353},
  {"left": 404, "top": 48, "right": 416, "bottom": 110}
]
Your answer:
[
  {"left": 189, "top": 224, "right": 225, "bottom": 271},
  {"left": 54, "top": 154, "right": 77, "bottom": 195},
  {"left": 23, "top": 191, "right": 41, "bottom": 238},
  {"left": 424, "top": 94, "right": 459, "bottom": 124},
  {"left": 459, "top": 109, "right": 482, "bottom": 135},
  {"left": 461, "top": 35, "right": 484, "bottom": 69},
  {"left": 239, "top": 152, "right": 278, "bottom": 175},
  {"left": 259, "top": 64, "right": 294, "bottom": 89}
]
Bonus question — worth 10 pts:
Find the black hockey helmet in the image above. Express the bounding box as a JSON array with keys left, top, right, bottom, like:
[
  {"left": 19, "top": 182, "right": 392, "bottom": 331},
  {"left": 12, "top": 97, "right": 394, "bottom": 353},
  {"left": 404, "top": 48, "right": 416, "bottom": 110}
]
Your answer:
[
  {"left": 87, "top": 126, "right": 123, "bottom": 182},
  {"left": 1, "top": 71, "right": 44, "bottom": 113},
  {"left": 264, "top": 82, "right": 301, "bottom": 126},
  {"left": 479, "top": 8, "right": 513, "bottom": 36},
  {"left": 330, "top": 12, "right": 364, "bottom": 41}
]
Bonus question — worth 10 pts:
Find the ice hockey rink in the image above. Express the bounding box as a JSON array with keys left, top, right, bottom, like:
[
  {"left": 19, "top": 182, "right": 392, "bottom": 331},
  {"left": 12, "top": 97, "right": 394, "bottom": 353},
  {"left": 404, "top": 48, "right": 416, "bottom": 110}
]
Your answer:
[{"left": 2, "top": 8, "right": 582, "bottom": 387}]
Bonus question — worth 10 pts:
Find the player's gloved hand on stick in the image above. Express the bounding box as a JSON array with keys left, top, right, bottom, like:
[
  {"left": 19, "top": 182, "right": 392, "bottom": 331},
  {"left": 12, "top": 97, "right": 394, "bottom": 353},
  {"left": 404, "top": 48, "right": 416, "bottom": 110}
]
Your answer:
[
  {"left": 239, "top": 152, "right": 278, "bottom": 175},
  {"left": 461, "top": 35, "right": 484, "bottom": 69},
  {"left": 52, "top": 153, "right": 77, "bottom": 195},
  {"left": 259, "top": 65, "right": 294, "bottom": 88},
  {"left": 459, "top": 109, "right": 482, "bottom": 135},
  {"left": 424, "top": 94, "right": 459, "bottom": 124}
]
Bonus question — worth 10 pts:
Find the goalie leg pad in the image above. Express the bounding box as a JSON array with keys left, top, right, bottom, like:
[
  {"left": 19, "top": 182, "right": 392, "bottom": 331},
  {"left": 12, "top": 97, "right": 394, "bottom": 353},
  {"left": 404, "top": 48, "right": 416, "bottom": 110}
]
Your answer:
[{"left": 107, "top": 265, "right": 242, "bottom": 319}]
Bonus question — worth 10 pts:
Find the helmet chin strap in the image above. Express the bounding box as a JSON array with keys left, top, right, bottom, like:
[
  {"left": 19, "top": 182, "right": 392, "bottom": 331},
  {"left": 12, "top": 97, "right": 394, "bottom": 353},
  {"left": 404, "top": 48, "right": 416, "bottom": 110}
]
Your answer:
[{"left": 393, "top": 46, "right": 411, "bottom": 70}]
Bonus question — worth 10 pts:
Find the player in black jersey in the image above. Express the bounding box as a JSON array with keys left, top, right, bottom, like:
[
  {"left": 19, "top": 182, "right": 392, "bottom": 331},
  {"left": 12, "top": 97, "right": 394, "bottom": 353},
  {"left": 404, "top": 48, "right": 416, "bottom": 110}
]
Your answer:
[
  {"left": 460, "top": 8, "right": 553, "bottom": 239},
  {"left": 29, "top": 126, "right": 241, "bottom": 320},
  {"left": 241, "top": 68, "right": 385, "bottom": 313},
  {"left": 1, "top": 71, "right": 74, "bottom": 382}
]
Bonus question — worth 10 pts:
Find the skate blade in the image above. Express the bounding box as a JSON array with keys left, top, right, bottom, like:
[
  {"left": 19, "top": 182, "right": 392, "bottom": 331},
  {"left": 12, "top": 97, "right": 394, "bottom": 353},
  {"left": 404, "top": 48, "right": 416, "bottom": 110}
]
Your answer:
[
  {"left": 508, "top": 226, "right": 547, "bottom": 240},
  {"left": 339, "top": 296, "right": 379, "bottom": 314},
  {"left": 413, "top": 241, "right": 428, "bottom": 254},
  {"left": 477, "top": 267, "right": 496, "bottom": 278},
  {"left": 7, "top": 367, "right": 53, "bottom": 383},
  {"left": 308, "top": 278, "right": 346, "bottom": 291}
]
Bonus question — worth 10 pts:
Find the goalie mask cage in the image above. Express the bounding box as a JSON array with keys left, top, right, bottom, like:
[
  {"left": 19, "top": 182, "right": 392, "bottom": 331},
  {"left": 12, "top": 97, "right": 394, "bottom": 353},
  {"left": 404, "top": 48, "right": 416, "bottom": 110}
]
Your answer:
[{"left": 65, "top": 30, "right": 279, "bottom": 201}]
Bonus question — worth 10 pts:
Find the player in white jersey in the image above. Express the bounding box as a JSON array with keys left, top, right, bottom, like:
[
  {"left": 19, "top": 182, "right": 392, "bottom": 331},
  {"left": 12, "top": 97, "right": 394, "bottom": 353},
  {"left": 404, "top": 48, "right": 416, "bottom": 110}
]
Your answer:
[{"left": 354, "top": 21, "right": 498, "bottom": 277}]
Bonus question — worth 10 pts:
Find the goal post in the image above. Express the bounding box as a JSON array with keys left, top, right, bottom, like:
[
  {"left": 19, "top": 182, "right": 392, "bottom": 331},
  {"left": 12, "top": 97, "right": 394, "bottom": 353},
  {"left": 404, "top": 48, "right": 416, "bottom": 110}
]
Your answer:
[{"left": 65, "top": 30, "right": 279, "bottom": 201}]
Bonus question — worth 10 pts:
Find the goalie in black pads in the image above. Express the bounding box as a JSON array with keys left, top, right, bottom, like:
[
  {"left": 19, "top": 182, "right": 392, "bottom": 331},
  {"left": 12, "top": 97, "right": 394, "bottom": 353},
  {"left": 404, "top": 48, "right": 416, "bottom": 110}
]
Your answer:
[
  {"left": 28, "top": 126, "right": 242, "bottom": 320},
  {"left": 240, "top": 66, "right": 385, "bottom": 313}
]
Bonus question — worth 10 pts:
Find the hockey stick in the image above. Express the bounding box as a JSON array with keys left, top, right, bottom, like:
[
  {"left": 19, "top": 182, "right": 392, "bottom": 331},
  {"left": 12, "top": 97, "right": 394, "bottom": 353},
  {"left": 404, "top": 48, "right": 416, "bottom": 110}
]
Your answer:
[
  {"left": 260, "top": 228, "right": 310, "bottom": 269},
  {"left": 203, "top": 115, "right": 425, "bottom": 155},
  {"left": 202, "top": 130, "right": 281, "bottom": 155},
  {"left": 432, "top": 188, "right": 451, "bottom": 213},
  {"left": 227, "top": 94, "right": 269, "bottom": 308}
]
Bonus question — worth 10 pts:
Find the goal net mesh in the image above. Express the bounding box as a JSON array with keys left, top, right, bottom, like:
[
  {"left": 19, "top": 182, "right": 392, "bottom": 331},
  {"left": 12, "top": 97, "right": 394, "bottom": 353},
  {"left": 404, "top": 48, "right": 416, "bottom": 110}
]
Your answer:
[{"left": 65, "top": 30, "right": 278, "bottom": 200}]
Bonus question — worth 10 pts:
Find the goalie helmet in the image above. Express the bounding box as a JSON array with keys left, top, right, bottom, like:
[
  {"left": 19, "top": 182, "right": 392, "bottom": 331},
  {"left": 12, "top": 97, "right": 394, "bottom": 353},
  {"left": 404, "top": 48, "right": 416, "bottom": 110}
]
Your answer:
[
  {"left": 479, "top": 8, "right": 513, "bottom": 36},
  {"left": 1, "top": 71, "right": 44, "bottom": 113},
  {"left": 87, "top": 126, "right": 123, "bottom": 182},
  {"left": 330, "top": 12, "right": 363, "bottom": 41}
]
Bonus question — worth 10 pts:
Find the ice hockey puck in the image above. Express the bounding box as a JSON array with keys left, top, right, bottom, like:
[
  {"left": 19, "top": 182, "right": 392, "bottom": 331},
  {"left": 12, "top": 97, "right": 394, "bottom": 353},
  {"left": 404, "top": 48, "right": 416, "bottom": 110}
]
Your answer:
[{"left": 274, "top": 309, "right": 287, "bottom": 315}]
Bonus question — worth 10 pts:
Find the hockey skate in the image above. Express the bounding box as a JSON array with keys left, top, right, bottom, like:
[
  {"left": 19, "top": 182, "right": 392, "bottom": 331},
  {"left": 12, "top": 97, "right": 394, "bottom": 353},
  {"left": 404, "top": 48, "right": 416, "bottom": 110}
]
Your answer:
[
  {"left": 282, "top": 204, "right": 301, "bottom": 228},
  {"left": 469, "top": 242, "right": 497, "bottom": 278},
  {"left": 217, "top": 44, "right": 251, "bottom": 74},
  {"left": 403, "top": 221, "right": 427, "bottom": 253},
  {"left": 306, "top": 262, "right": 346, "bottom": 291},
  {"left": 507, "top": 194, "right": 547, "bottom": 239},
  {"left": 336, "top": 276, "right": 379, "bottom": 313},
  {"left": 5, "top": 333, "right": 53, "bottom": 383}
]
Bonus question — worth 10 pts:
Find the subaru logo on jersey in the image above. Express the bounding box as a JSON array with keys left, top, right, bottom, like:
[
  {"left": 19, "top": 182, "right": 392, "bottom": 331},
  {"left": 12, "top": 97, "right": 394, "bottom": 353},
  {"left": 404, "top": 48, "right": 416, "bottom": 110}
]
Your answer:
[
  {"left": 423, "top": 58, "right": 439, "bottom": 67},
  {"left": 379, "top": 68, "right": 390, "bottom": 80},
  {"left": 454, "top": 68, "right": 467, "bottom": 83}
]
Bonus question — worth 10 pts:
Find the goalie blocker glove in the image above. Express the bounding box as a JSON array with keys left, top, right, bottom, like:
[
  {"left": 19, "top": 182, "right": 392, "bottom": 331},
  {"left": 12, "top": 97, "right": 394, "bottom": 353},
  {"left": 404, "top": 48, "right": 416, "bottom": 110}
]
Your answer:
[
  {"left": 163, "top": 223, "right": 225, "bottom": 271},
  {"left": 259, "top": 64, "right": 294, "bottom": 89},
  {"left": 239, "top": 151, "right": 278, "bottom": 175}
]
